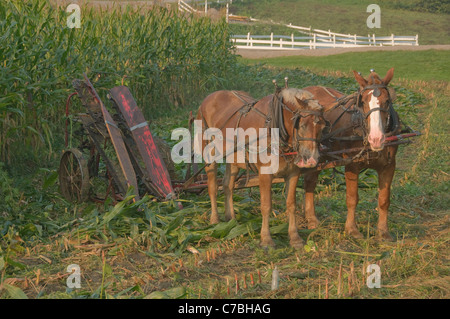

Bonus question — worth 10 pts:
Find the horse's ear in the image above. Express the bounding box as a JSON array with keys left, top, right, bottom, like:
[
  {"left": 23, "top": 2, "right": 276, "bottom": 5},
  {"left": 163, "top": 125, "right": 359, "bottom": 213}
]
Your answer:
[
  {"left": 295, "top": 96, "right": 308, "bottom": 108},
  {"left": 382, "top": 68, "right": 394, "bottom": 85},
  {"left": 353, "top": 70, "right": 368, "bottom": 88}
]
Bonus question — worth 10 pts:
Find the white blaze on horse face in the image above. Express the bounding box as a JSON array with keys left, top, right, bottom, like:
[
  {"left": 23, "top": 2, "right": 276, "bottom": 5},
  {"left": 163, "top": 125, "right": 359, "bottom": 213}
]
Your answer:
[{"left": 367, "top": 90, "right": 385, "bottom": 150}]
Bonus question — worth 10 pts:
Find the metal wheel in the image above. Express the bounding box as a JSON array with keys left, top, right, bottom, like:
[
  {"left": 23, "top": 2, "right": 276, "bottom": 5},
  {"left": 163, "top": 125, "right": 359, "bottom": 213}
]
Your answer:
[{"left": 59, "top": 148, "right": 90, "bottom": 202}]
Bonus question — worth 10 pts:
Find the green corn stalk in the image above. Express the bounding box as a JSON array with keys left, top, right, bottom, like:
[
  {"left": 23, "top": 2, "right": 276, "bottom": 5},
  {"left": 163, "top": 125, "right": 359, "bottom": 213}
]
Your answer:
[{"left": 0, "top": 0, "right": 238, "bottom": 166}]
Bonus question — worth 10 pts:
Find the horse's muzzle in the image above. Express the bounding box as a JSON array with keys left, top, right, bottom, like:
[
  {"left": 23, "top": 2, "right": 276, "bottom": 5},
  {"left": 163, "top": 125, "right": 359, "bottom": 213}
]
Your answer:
[
  {"left": 295, "top": 156, "right": 318, "bottom": 168},
  {"left": 368, "top": 131, "right": 386, "bottom": 151}
]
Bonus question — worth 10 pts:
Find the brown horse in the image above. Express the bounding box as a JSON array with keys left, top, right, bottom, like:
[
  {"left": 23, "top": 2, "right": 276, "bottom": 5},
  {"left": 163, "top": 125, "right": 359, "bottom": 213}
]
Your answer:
[
  {"left": 302, "top": 68, "right": 400, "bottom": 241},
  {"left": 196, "top": 88, "right": 326, "bottom": 248}
]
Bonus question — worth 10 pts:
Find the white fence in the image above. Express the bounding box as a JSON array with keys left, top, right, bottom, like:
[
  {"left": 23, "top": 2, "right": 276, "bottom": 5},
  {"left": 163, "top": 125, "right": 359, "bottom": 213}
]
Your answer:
[
  {"left": 232, "top": 32, "right": 419, "bottom": 50},
  {"left": 178, "top": 0, "right": 202, "bottom": 14},
  {"left": 285, "top": 23, "right": 418, "bottom": 46},
  {"left": 185, "top": 0, "right": 231, "bottom": 4},
  {"left": 178, "top": 0, "right": 231, "bottom": 14},
  {"left": 177, "top": 2, "right": 419, "bottom": 49}
]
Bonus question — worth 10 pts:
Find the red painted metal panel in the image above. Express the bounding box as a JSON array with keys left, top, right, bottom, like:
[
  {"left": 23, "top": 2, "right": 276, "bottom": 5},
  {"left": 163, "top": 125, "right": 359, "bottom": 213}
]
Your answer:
[{"left": 109, "top": 86, "right": 175, "bottom": 199}]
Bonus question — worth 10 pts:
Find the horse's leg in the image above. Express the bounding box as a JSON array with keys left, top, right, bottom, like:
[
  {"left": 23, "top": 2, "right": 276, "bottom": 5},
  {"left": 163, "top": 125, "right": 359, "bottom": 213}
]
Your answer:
[
  {"left": 223, "top": 163, "right": 239, "bottom": 221},
  {"left": 376, "top": 160, "right": 396, "bottom": 241},
  {"left": 259, "top": 172, "right": 275, "bottom": 248},
  {"left": 303, "top": 171, "right": 320, "bottom": 229},
  {"left": 285, "top": 171, "right": 304, "bottom": 249},
  {"left": 344, "top": 164, "right": 363, "bottom": 239},
  {"left": 206, "top": 162, "right": 220, "bottom": 224}
]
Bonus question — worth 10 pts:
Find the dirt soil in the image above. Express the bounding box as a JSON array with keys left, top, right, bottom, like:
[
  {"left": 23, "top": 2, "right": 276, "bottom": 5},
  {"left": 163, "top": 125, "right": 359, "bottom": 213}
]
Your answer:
[{"left": 236, "top": 44, "right": 450, "bottom": 59}]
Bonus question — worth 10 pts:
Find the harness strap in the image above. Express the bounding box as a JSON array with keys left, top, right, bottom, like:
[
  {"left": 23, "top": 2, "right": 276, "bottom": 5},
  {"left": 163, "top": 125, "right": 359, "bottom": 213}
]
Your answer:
[
  {"left": 324, "top": 90, "right": 358, "bottom": 114},
  {"left": 216, "top": 91, "right": 258, "bottom": 131},
  {"left": 318, "top": 86, "right": 339, "bottom": 100},
  {"left": 363, "top": 107, "right": 388, "bottom": 118},
  {"left": 321, "top": 125, "right": 355, "bottom": 142}
]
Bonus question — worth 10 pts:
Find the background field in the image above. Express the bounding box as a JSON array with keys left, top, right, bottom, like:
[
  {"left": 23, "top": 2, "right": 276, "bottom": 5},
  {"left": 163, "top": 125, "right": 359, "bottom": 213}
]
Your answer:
[
  {"left": 240, "top": 49, "right": 450, "bottom": 82},
  {"left": 229, "top": 0, "right": 450, "bottom": 45},
  {"left": 0, "top": 0, "right": 448, "bottom": 300}
]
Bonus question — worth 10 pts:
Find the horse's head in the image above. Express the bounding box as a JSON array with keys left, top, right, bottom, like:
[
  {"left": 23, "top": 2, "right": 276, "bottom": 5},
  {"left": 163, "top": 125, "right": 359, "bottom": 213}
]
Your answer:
[
  {"left": 352, "top": 68, "right": 395, "bottom": 151},
  {"left": 281, "top": 88, "right": 325, "bottom": 168}
]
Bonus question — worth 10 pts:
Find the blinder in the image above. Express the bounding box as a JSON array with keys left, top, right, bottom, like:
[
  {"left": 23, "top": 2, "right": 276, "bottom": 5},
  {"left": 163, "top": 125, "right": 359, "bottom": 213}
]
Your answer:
[{"left": 351, "top": 111, "right": 364, "bottom": 127}]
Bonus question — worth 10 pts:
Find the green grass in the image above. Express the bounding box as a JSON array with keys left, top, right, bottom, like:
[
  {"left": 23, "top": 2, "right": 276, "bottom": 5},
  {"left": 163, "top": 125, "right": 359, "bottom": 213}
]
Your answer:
[
  {"left": 1, "top": 62, "right": 448, "bottom": 299},
  {"left": 240, "top": 49, "right": 450, "bottom": 82},
  {"left": 230, "top": 0, "right": 450, "bottom": 45}
]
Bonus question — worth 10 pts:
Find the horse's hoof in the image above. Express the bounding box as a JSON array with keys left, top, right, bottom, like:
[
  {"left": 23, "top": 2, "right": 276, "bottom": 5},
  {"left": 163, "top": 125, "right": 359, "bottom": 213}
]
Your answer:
[
  {"left": 290, "top": 238, "right": 305, "bottom": 250},
  {"left": 260, "top": 238, "right": 276, "bottom": 249},
  {"left": 224, "top": 214, "right": 235, "bottom": 222},
  {"left": 345, "top": 227, "right": 364, "bottom": 239},
  {"left": 307, "top": 218, "right": 320, "bottom": 230},
  {"left": 210, "top": 216, "right": 220, "bottom": 225},
  {"left": 376, "top": 230, "right": 394, "bottom": 242}
]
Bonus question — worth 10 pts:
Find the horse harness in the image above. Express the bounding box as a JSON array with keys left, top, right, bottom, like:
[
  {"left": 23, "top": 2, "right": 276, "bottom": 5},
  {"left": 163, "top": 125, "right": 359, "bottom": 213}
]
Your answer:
[
  {"left": 230, "top": 89, "right": 324, "bottom": 156},
  {"left": 198, "top": 89, "right": 324, "bottom": 165}
]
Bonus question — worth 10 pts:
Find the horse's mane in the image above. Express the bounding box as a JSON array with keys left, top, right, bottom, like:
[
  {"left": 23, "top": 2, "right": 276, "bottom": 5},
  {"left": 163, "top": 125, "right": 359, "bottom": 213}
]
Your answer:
[
  {"left": 367, "top": 72, "right": 383, "bottom": 85},
  {"left": 281, "top": 88, "right": 322, "bottom": 111}
]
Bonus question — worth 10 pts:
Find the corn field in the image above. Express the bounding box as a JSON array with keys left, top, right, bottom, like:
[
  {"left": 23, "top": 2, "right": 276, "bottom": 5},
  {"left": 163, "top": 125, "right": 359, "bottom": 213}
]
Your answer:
[{"left": 0, "top": 0, "right": 237, "bottom": 165}]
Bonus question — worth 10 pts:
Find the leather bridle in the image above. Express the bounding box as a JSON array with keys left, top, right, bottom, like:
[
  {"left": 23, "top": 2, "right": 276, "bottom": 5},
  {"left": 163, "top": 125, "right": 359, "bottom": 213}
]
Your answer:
[
  {"left": 355, "top": 83, "right": 399, "bottom": 137},
  {"left": 269, "top": 90, "right": 325, "bottom": 153},
  {"left": 321, "top": 83, "right": 399, "bottom": 144}
]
